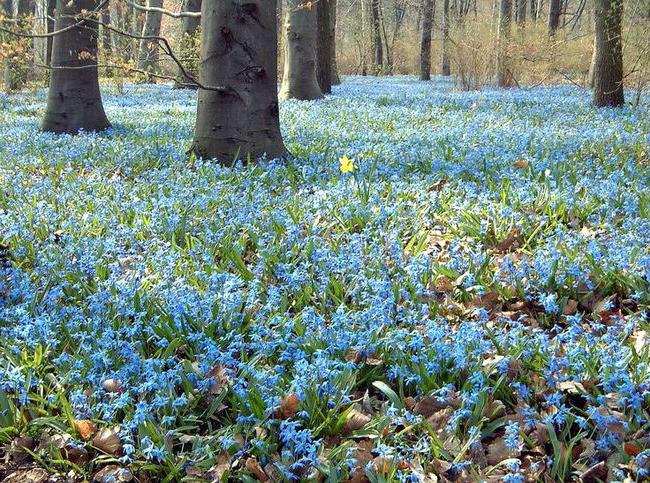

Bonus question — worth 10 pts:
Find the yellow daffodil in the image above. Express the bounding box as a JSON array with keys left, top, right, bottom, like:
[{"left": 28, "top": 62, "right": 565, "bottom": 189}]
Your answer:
[{"left": 339, "top": 155, "right": 355, "bottom": 173}]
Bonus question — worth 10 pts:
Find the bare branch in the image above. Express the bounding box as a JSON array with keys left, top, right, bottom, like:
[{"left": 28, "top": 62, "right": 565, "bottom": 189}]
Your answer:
[{"left": 123, "top": 0, "right": 201, "bottom": 18}]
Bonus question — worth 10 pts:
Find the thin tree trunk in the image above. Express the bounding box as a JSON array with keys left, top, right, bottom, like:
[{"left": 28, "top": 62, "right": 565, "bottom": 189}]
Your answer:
[
  {"left": 516, "top": 0, "right": 526, "bottom": 24},
  {"left": 42, "top": 0, "right": 110, "bottom": 134},
  {"left": 441, "top": 0, "right": 451, "bottom": 75},
  {"left": 279, "top": 0, "right": 322, "bottom": 100},
  {"left": 174, "top": 0, "right": 202, "bottom": 89},
  {"left": 548, "top": 0, "right": 560, "bottom": 34},
  {"left": 330, "top": 0, "right": 340, "bottom": 85},
  {"left": 587, "top": 35, "right": 596, "bottom": 87},
  {"left": 45, "top": 0, "right": 55, "bottom": 65},
  {"left": 530, "top": 0, "right": 537, "bottom": 21},
  {"left": 316, "top": 0, "right": 332, "bottom": 94},
  {"left": 496, "top": 0, "right": 513, "bottom": 86},
  {"left": 371, "top": 0, "right": 383, "bottom": 74},
  {"left": 191, "top": 0, "right": 286, "bottom": 162},
  {"left": 420, "top": 0, "right": 434, "bottom": 80},
  {"left": 592, "top": 0, "right": 624, "bottom": 106},
  {"left": 137, "top": 0, "right": 163, "bottom": 79}
]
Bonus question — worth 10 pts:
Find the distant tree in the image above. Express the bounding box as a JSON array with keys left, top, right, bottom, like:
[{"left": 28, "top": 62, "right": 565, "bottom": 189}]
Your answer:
[
  {"left": 191, "top": 0, "right": 286, "bottom": 162},
  {"left": 316, "top": 0, "right": 332, "bottom": 93},
  {"left": 173, "top": 0, "right": 201, "bottom": 89},
  {"left": 516, "top": 0, "right": 526, "bottom": 24},
  {"left": 548, "top": 0, "right": 561, "bottom": 34},
  {"left": 137, "top": 0, "right": 163, "bottom": 79},
  {"left": 3, "top": 0, "right": 31, "bottom": 91},
  {"left": 420, "top": 0, "right": 434, "bottom": 80},
  {"left": 592, "top": 0, "right": 624, "bottom": 106},
  {"left": 330, "top": 0, "right": 340, "bottom": 85},
  {"left": 441, "top": 0, "right": 450, "bottom": 75},
  {"left": 279, "top": 0, "right": 322, "bottom": 100},
  {"left": 45, "top": 0, "right": 55, "bottom": 65},
  {"left": 496, "top": 0, "right": 513, "bottom": 86},
  {"left": 371, "top": 0, "right": 383, "bottom": 73},
  {"left": 42, "top": 0, "right": 110, "bottom": 134}
]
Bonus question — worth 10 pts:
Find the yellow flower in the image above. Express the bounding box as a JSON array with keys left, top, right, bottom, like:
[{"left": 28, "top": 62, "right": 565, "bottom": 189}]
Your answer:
[{"left": 339, "top": 155, "right": 355, "bottom": 173}]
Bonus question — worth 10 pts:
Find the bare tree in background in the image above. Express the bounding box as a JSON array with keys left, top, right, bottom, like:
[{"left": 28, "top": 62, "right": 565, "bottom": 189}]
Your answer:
[
  {"left": 3, "top": 0, "right": 31, "bottom": 90},
  {"left": 174, "top": 0, "right": 201, "bottom": 89},
  {"left": 420, "top": 0, "right": 434, "bottom": 80},
  {"left": 317, "top": 0, "right": 332, "bottom": 93},
  {"left": 42, "top": 0, "right": 110, "bottom": 133},
  {"left": 592, "top": 0, "right": 624, "bottom": 106},
  {"left": 280, "top": 0, "right": 322, "bottom": 100},
  {"left": 496, "top": 0, "right": 513, "bottom": 86},
  {"left": 548, "top": 0, "right": 561, "bottom": 34},
  {"left": 137, "top": 0, "right": 162, "bottom": 79},
  {"left": 441, "top": 0, "right": 451, "bottom": 75},
  {"left": 330, "top": 0, "right": 340, "bottom": 84},
  {"left": 192, "top": 0, "right": 286, "bottom": 162},
  {"left": 371, "top": 0, "right": 383, "bottom": 73}
]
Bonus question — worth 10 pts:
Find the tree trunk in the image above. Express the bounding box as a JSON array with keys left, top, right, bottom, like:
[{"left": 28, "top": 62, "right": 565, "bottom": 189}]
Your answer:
[
  {"left": 330, "top": 0, "right": 340, "bottom": 85},
  {"left": 587, "top": 35, "right": 596, "bottom": 87},
  {"left": 42, "top": 0, "right": 110, "bottom": 134},
  {"left": 420, "top": 0, "right": 434, "bottom": 80},
  {"left": 516, "top": 0, "right": 526, "bottom": 24},
  {"left": 137, "top": 0, "right": 163, "bottom": 79},
  {"left": 441, "top": 0, "right": 451, "bottom": 76},
  {"left": 316, "top": 0, "right": 332, "bottom": 94},
  {"left": 173, "top": 0, "right": 202, "bottom": 89},
  {"left": 548, "top": 0, "right": 560, "bottom": 34},
  {"left": 100, "top": 3, "right": 111, "bottom": 55},
  {"left": 45, "top": 0, "right": 55, "bottom": 65},
  {"left": 530, "top": 0, "right": 537, "bottom": 21},
  {"left": 496, "top": 0, "right": 513, "bottom": 86},
  {"left": 592, "top": 0, "right": 624, "bottom": 106},
  {"left": 371, "top": 0, "right": 383, "bottom": 74},
  {"left": 279, "top": 0, "right": 322, "bottom": 100},
  {"left": 191, "top": 0, "right": 286, "bottom": 163}
]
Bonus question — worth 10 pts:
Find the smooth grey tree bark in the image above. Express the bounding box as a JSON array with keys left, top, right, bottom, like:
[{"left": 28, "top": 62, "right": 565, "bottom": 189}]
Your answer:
[
  {"left": 592, "top": 0, "right": 624, "bottom": 106},
  {"left": 420, "top": 0, "right": 434, "bottom": 80},
  {"left": 279, "top": 0, "right": 322, "bottom": 100},
  {"left": 548, "top": 0, "right": 561, "bottom": 34},
  {"left": 441, "top": 0, "right": 451, "bottom": 76},
  {"left": 137, "top": 0, "right": 163, "bottom": 79},
  {"left": 42, "top": 0, "right": 110, "bottom": 134},
  {"left": 174, "top": 0, "right": 202, "bottom": 89},
  {"left": 191, "top": 0, "right": 286, "bottom": 163},
  {"left": 316, "top": 0, "right": 332, "bottom": 94},
  {"left": 330, "top": 0, "right": 340, "bottom": 85},
  {"left": 496, "top": 0, "right": 513, "bottom": 87}
]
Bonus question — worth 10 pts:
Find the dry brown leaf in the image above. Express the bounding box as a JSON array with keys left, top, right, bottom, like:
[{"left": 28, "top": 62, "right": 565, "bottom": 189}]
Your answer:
[
  {"left": 245, "top": 457, "right": 269, "bottom": 481},
  {"left": 73, "top": 419, "right": 97, "bottom": 440},
  {"left": 279, "top": 393, "right": 300, "bottom": 419},
  {"left": 92, "top": 427, "right": 123, "bottom": 455},
  {"left": 580, "top": 461, "right": 608, "bottom": 483},
  {"left": 343, "top": 409, "right": 371, "bottom": 433},
  {"left": 93, "top": 465, "right": 133, "bottom": 482},
  {"left": 102, "top": 379, "right": 124, "bottom": 393},
  {"left": 513, "top": 159, "right": 529, "bottom": 169}
]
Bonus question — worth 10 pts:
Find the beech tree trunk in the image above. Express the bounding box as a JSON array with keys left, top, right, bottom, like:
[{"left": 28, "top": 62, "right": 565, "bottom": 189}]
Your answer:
[
  {"left": 279, "top": 0, "right": 322, "bottom": 100},
  {"left": 548, "top": 0, "right": 560, "bottom": 34},
  {"left": 316, "top": 0, "right": 332, "bottom": 94},
  {"left": 371, "top": 0, "right": 383, "bottom": 74},
  {"left": 592, "top": 0, "right": 624, "bottom": 106},
  {"left": 191, "top": 0, "right": 286, "bottom": 163},
  {"left": 441, "top": 0, "right": 451, "bottom": 75},
  {"left": 137, "top": 0, "right": 163, "bottom": 79},
  {"left": 420, "top": 0, "right": 434, "bottom": 80},
  {"left": 42, "top": 0, "right": 110, "bottom": 134},
  {"left": 174, "top": 0, "right": 202, "bottom": 89},
  {"left": 330, "top": 0, "right": 340, "bottom": 85},
  {"left": 496, "top": 0, "right": 513, "bottom": 87}
]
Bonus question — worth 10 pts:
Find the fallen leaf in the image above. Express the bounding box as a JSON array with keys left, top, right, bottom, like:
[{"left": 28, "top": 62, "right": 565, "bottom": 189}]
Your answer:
[
  {"left": 279, "top": 393, "right": 300, "bottom": 419},
  {"left": 93, "top": 465, "right": 133, "bottom": 482},
  {"left": 73, "top": 419, "right": 97, "bottom": 440},
  {"left": 343, "top": 409, "right": 371, "bottom": 432},
  {"left": 580, "top": 461, "right": 608, "bottom": 483},
  {"left": 513, "top": 159, "right": 529, "bottom": 169},
  {"left": 92, "top": 427, "right": 123, "bottom": 455},
  {"left": 245, "top": 457, "right": 269, "bottom": 481}
]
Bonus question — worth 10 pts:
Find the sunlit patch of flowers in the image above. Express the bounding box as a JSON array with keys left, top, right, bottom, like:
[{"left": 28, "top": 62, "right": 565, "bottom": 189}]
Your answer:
[{"left": 0, "top": 77, "right": 649, "bottom": 480}]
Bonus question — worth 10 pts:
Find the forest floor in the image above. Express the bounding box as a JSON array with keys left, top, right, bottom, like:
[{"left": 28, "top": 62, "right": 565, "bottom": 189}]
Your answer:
[{"left": 0, "top": 77, "right": 649, "bottom": 481}]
